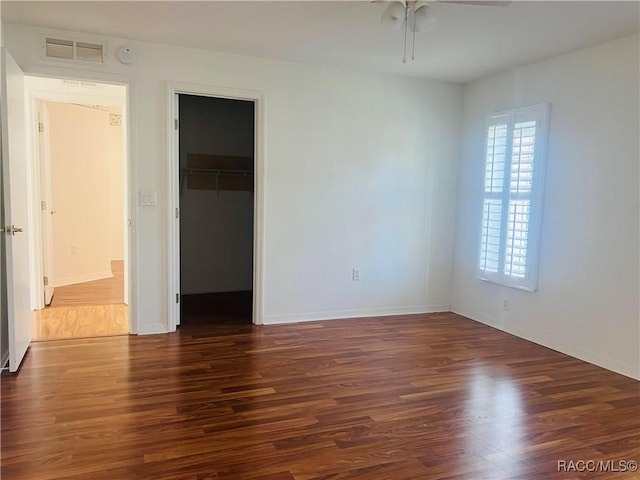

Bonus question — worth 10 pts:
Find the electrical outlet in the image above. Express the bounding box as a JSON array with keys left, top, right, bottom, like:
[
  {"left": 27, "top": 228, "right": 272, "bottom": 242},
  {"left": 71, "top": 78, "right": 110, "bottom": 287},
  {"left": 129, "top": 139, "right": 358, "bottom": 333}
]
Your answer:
[
  {"left": 502, "top": 298, "right": 509, "bottom": 311},
  {"left": 71, "top": 245, "right": 78, "bottom": 255},
  {"left": 352, "top": 268, "right": 360, "bottom": 281}
]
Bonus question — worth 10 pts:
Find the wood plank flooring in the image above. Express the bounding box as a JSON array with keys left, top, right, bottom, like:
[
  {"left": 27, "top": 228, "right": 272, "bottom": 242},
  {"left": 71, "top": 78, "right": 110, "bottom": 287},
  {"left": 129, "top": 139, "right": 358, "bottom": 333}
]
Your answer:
[
  {"left": 32, "top": 304, "right": 128, "bottom": 341},
  {"left": 33, "top": 261, "right": 128, "bottom": 341},
  {"left": 2, "top": 312, "right": 639, "bottom": 479},
  {"left": 50, "top": 261, "right": 124, "bottom": 307}
]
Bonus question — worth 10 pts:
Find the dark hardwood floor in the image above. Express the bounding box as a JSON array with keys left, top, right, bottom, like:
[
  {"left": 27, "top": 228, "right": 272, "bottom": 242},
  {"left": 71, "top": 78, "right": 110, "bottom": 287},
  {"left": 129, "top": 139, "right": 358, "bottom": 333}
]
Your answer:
[{"left": 1, "top": 312, "right": 638, "bottom": 479}]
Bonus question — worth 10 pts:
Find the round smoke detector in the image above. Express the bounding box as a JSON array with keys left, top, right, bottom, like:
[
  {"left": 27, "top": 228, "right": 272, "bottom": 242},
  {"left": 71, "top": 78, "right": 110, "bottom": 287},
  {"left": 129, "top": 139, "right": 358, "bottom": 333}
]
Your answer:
[{"left": 117, "top": 46, "right": 137, "bottom": 65}]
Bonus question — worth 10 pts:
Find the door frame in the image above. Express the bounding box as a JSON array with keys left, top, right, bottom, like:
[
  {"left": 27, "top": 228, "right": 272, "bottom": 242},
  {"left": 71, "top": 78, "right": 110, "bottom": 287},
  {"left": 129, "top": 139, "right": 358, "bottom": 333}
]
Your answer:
[
  {"left": 22, "top": 69, "right": 137, "bottom": 333},
  {"left": 166, "top": 82, "right": 265, "bottom": 329},
  {"left": 36, "top": 100, "right": 54, "bottom": 305}
]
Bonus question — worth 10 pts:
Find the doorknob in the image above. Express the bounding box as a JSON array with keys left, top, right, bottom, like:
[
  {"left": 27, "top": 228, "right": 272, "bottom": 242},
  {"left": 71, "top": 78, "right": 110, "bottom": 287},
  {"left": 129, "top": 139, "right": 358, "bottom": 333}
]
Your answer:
[{"left": 1, "top": 225, "right": 23, "bottom": 235}]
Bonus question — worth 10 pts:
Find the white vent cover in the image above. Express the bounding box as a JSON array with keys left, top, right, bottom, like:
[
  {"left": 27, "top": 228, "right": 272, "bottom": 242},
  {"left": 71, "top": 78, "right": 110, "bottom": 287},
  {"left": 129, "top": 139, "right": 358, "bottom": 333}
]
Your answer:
[{"left": 44, "top": 37, "right": 104, "bottom": 64}]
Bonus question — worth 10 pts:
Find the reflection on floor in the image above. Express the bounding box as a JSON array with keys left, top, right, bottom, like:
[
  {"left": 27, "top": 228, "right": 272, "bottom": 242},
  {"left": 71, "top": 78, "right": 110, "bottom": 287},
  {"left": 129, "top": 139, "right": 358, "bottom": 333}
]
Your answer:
[
  {"left": 180, "top": 291, "right": 253, "bottom": 326},
  {"left": 33, "top": 261, "right": 128, "bottom": 342}
]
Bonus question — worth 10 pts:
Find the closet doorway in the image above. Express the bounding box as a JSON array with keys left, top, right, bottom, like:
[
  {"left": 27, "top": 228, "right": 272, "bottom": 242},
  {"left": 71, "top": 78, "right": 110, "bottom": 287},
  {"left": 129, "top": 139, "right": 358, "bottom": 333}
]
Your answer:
[{"left": 177, "top": 94, "right": 256, "bottom": 327}]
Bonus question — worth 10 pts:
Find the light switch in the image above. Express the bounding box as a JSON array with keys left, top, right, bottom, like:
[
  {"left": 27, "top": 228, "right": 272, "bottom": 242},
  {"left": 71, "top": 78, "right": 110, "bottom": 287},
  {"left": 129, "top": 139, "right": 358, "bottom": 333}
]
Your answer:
[{"left": 139, "top": 192, "right": 158, "bottom": 206}]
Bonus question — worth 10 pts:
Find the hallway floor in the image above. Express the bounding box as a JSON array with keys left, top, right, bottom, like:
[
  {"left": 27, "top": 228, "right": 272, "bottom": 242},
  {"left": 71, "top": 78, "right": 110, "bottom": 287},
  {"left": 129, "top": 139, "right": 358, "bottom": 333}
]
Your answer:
[
  {"left": 33, "top": 261, "right": 128, "bottom": 341},
  {"left": 49, "top": 260, "right": 125, "bottom": 307}
]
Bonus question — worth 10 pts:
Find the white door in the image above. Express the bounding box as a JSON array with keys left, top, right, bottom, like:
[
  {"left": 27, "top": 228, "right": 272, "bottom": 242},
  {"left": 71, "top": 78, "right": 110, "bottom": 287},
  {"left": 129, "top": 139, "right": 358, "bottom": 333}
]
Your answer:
[
  {"left": 2, "top": 48, "right": 32, "bottom": 372},
  {"left": 39, "top": 102, "right": 55, "bottom": 305}
]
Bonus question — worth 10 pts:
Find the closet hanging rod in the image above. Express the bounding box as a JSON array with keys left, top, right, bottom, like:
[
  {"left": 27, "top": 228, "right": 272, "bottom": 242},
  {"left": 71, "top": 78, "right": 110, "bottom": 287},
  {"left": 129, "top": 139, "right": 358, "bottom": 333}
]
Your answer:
[{"left": 182, "top": 167, "right": 253, "bottom": 177}]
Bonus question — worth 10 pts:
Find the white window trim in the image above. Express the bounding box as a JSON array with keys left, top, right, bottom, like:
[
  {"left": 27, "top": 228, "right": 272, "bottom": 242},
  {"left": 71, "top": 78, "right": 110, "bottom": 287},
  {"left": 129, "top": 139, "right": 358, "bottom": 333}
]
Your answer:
[{"left": 476, "top": 102, "right": 550, "bottom": 292}]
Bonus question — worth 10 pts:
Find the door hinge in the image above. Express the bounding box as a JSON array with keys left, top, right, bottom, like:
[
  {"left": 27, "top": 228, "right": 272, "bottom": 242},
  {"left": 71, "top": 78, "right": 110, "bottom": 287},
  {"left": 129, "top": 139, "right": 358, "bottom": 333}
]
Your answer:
[
  {"left": 174, "top": 119, "right": 178, "bottom": 130},
  {"left": 176, "top": 293, "right": 180, "bottom": 303},
  {"left": 44, "top": 276, "right": 49, "bottom": 286},
  {"left": 175, "top": 208, "right": 179, "bottom": 219},
  {"left": 41, "top": 200, "right": 47, "bottom": 211},
  {"left": 38, "top": 122, "right": 44, "bottom": 133}
]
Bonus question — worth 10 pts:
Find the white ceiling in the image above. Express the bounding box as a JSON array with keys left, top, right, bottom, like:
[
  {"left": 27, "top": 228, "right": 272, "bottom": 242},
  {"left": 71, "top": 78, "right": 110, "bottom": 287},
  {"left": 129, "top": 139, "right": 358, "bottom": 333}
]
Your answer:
[{"left": 3, "top": 1, "right": 639, "bottom": 83}]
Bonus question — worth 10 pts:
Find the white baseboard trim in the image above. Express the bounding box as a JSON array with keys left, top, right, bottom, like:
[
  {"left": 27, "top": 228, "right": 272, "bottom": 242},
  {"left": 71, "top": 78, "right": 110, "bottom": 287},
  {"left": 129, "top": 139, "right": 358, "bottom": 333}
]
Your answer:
[
  {"left": 263, "top": 304, "right": 451, "bottom": 325},
  {"left": 135, "top": 324, "right": 169, "bottom": 335},
  {"left": 54, "top": 270, "right": 114, "bottom": 287},
  {"left": 452, "top": 307, "right": 640, "bottom": 381}
]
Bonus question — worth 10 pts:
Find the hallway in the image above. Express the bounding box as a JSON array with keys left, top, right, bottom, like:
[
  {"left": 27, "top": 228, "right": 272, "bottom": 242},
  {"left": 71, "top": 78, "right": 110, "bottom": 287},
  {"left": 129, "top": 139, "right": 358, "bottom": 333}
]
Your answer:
[{"left": 32, "top": 261, "right": 128, "bottom": 341}]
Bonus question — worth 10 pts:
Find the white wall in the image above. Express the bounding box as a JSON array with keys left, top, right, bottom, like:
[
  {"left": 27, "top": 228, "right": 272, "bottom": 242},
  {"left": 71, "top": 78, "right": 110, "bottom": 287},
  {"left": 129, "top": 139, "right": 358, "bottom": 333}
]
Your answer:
[
  {"left": 5, "top": 23, "right": 462, "bottom": 332},
  {"left": 107, "top": 107, "right": 124, "bottom": 261},
  {"left": 47, "top": 101, "right": 113, "bottom": 286},
  {"left": 452, "top": 34, "right": 640, "bottom": 379},
  {"left": 179, "top": 95, "right": 254, "bottom": 295}
]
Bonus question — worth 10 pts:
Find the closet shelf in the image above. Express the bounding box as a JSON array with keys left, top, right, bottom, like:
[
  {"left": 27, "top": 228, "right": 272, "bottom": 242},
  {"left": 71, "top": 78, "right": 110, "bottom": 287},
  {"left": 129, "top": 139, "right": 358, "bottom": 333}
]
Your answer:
[
  {"left": 181, "top": 154, "right": 254, "bottom": 194},
  {"left": 182, "top": 167, "right": 253, "bottom": 177}
]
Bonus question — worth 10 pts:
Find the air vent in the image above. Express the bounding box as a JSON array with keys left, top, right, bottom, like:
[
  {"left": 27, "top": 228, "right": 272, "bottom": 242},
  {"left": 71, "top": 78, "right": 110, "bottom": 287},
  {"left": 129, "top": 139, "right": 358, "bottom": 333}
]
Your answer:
[
  {"left": 45, "top": 38, "right": 73, "bottom": 59},
  {"left": 44, "top": 37, "right": 105, "bottom": 64},
  {"left": 76, "top": 42, "right": 103, "bottom": 63}
]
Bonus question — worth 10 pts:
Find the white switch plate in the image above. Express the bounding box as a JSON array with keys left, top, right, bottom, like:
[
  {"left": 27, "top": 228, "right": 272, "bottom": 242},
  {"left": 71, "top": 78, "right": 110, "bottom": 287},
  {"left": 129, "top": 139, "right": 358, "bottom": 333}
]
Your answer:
[{"left": 139, "top": 192, "right": 158, "bottom": 206}]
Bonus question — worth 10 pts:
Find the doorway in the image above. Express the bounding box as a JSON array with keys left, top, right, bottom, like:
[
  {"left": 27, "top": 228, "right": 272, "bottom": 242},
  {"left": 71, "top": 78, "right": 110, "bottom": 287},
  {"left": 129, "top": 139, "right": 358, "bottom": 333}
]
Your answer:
[
  {"left": 26, "top": 76, "right": 130, "bottom": 341},
  {"left": 177, "top": 94, "right": 255, "bottom": 327}
]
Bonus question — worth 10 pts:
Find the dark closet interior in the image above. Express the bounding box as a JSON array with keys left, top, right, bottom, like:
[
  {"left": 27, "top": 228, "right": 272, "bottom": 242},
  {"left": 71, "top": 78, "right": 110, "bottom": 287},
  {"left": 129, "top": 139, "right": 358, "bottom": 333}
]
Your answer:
[{"left": 178, "top": 94, "right": 255, "bottom": 325}]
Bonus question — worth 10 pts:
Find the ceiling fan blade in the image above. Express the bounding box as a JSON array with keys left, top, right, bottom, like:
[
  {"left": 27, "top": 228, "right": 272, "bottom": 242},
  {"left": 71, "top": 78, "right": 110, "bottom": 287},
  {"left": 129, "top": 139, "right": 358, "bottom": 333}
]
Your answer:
[
  {"left": 437, "top": 1, "right": 512, "bottom": 6},
  {"left": 381, "top": 1, "right": 407, "bottom": 29},
  {"left": 410, "top": 5, "right": 436, "bottom": 32}
]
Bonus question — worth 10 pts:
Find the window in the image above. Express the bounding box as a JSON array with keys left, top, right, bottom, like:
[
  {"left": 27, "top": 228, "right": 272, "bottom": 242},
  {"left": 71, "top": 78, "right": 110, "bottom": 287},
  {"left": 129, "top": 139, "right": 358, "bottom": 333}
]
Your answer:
[{"left": 477, "top": 103, "right": 549, "bottom": 291}]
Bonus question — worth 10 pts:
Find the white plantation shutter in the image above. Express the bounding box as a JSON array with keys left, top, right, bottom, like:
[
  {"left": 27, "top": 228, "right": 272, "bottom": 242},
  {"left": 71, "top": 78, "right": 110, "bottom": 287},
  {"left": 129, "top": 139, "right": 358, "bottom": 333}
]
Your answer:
[
  {"left": 479, "top": 119, "right": 508, "bottom": 280},
  {"left": 479, "top": 199, "right": 502, "bottom": 274},
  {"left": 477, "top": 104, "right": 549, "bottom": 291}
]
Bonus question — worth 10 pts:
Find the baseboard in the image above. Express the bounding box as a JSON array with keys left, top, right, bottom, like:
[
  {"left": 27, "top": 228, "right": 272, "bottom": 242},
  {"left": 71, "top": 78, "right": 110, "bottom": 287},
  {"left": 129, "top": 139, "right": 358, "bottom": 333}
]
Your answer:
[
  {"left": 54, "top": 270, "right": 114, "bottom": 287},
  {"left": 452, "top": 306, "right": 640, "bottom": 381},
  {"left": 136, "top": 324, "right": 169, "bottom": 335},
  {"left": 262, "top": 304, "right": 451, "bottom": 325}
]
